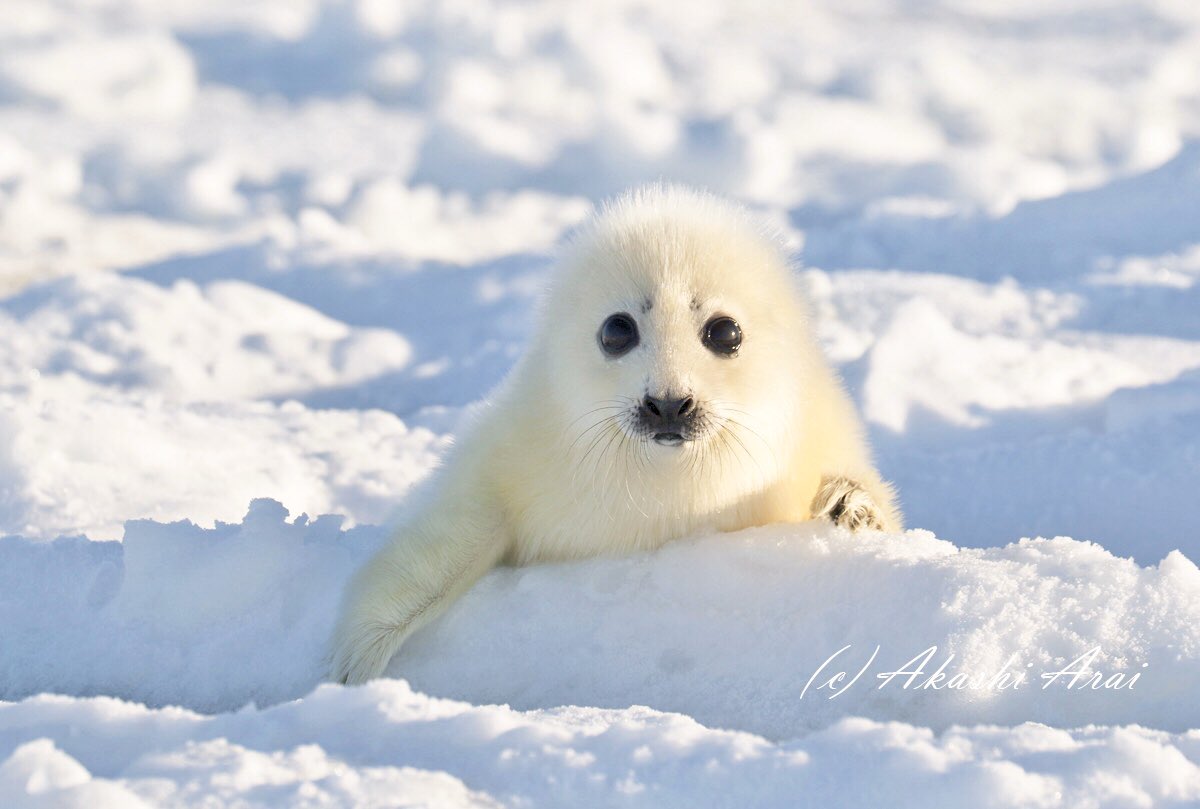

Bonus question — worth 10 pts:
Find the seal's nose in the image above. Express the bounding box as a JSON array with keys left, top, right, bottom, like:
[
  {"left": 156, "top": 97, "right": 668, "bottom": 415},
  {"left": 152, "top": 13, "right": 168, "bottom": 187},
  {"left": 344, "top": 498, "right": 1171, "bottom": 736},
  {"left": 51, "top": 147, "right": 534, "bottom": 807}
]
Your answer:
[{"left": 642, "top": 394, "right": 694, "bottom": 421}]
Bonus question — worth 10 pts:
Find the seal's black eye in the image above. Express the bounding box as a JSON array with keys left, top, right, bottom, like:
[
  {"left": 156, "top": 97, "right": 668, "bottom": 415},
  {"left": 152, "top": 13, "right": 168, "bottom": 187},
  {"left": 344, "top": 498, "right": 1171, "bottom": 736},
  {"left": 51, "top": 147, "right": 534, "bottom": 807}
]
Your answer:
[
  {"left": 599, "top": 313, "right": 639, "bottom": 357},
  {"left": 704, "top": 316, "right": 742, "bottom": 356}
]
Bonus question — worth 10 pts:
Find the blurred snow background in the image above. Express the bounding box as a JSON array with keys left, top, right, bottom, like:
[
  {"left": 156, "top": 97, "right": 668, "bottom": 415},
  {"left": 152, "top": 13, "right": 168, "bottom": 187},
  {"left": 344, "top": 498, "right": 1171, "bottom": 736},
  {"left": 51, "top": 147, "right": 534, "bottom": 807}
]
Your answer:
[{"left": 2, "top": 0, "right": 1200, "bottom": 805}]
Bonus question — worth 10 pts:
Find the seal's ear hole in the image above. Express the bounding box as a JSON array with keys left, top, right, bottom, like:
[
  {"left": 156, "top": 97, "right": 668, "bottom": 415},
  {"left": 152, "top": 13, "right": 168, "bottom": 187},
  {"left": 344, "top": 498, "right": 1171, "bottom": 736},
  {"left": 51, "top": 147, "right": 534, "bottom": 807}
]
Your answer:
[
  {"left": 703, "top": 316, "right": 742, "bottom": 356},
  {"left": 599, "top": 313, "right": 639, "bottom": 357}
]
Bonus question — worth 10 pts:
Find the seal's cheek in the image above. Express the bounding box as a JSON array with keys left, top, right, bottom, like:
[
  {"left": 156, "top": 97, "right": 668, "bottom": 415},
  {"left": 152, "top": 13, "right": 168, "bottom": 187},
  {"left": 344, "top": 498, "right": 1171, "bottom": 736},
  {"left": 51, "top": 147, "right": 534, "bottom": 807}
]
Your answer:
[{"left": 556, "top": 344, "right": 642, "bottom": 416}]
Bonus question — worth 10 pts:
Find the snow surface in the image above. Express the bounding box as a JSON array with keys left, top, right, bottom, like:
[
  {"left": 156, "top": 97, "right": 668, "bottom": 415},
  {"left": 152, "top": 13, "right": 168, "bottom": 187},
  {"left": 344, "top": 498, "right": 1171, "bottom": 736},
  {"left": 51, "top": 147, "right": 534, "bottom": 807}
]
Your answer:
[{"left": 2, "top": 0, "right": 1200, "bottom": 806}]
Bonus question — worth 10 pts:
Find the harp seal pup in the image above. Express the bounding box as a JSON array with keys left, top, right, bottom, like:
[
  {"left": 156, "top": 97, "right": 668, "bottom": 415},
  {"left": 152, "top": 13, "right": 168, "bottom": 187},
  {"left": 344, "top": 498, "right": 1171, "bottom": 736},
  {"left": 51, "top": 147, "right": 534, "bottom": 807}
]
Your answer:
[{"left": 330, "top": 185, "right": 901, "bottom": 684}]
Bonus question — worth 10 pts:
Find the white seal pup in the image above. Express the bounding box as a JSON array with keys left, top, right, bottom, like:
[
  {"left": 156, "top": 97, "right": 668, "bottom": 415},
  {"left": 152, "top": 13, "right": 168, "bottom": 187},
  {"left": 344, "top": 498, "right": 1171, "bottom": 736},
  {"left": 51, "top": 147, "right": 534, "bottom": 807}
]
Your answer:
[{"left": 330, "top": 185, "right": 901, "bottom": 684}]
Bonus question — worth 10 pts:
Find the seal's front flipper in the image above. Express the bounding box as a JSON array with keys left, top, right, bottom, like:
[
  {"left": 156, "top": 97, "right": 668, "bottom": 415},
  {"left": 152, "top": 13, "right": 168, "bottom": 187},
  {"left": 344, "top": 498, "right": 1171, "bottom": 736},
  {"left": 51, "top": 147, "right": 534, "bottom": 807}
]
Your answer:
[
  {"left": 329, "top": 494, "right": 509, "bottom": 685},
  {"left": 811, "top": 475, "right": 889, "bottom": 532}
]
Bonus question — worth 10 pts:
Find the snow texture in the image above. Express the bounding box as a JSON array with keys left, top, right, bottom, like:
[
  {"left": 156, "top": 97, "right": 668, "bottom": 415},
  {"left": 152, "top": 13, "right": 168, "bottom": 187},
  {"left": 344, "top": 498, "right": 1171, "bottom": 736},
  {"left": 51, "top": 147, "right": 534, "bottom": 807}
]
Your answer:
[{"left": 2, "top": 0, "right": 1200, "bottom": 805}]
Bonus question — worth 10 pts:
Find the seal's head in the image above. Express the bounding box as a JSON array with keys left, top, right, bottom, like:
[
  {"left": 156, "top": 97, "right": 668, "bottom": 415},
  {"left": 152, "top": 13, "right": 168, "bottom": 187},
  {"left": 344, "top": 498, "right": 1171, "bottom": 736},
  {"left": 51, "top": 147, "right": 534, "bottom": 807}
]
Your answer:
[{"left": 539, "top": 185, "right": 818, "bottom": 498}]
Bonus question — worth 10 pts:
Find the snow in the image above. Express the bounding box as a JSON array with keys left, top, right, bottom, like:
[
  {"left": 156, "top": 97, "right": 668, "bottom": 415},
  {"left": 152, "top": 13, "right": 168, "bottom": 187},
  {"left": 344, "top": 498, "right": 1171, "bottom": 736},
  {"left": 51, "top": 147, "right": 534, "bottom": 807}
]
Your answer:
[
  {"left": 3, "top": 502, "right": 1199, "bottom": 739},
  {"left": 4, "top": 687, "right": 1200, "bottom": 808},
  {"left": 2, "top": 0, "right": 1200, "bottom": 805}
]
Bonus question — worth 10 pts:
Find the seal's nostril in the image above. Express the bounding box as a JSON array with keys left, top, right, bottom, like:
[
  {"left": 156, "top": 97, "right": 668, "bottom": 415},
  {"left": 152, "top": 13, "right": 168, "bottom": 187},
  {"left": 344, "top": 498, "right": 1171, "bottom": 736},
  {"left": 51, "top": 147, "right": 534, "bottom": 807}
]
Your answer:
[{"left": 644, "top": 395, "right": 694, "bottom": 420}]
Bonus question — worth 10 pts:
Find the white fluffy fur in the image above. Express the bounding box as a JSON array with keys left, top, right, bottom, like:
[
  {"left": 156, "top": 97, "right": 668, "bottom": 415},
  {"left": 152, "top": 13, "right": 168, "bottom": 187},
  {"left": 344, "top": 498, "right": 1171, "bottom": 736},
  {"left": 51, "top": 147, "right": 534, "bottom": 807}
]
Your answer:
[{"left": 329, "top": 186, "right": 901, "bottom": 684}]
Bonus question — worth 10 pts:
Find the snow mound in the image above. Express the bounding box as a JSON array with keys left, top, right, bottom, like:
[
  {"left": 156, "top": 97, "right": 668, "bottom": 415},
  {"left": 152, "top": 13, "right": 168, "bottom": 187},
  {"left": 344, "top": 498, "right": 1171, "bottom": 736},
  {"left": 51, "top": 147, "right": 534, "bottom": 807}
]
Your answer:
[
  {"left": 2, "top": 683, "right": 1200, "bottom": 808},
  {"left": 397, "top": 524, "right": 1200, "bottom": 739},
  {"left": 2, "top": 501, "right": 1197, "bottom": 741},
  {"left": 0, "top": 272, "right": 412, "bottom": 400},
  {"left": 0, "top": 31, "right": 197, "bottom": 122},
  {"left": 0, "top": 396, "right": 444, "bottom": 540}
]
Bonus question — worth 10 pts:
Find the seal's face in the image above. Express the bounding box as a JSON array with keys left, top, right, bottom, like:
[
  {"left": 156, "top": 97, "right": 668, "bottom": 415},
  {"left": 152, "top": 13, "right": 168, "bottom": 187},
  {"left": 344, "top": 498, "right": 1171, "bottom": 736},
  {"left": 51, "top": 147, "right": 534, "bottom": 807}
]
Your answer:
[
  {"left": 544, "top": 189, "right": 809, "bottom": 500},
  {"left": 558, "top": 278, "right": 795, "bottom": 496},
  {"left": 594, "top": 308, "right": 744, "bottom": 447}
]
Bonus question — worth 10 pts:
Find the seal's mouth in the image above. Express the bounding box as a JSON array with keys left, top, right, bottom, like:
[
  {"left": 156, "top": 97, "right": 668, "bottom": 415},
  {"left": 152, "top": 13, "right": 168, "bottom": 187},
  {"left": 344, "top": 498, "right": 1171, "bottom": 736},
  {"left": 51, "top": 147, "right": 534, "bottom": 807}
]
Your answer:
[{"left": 653, "top": 432, "right": 685, "bottom": 446}]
